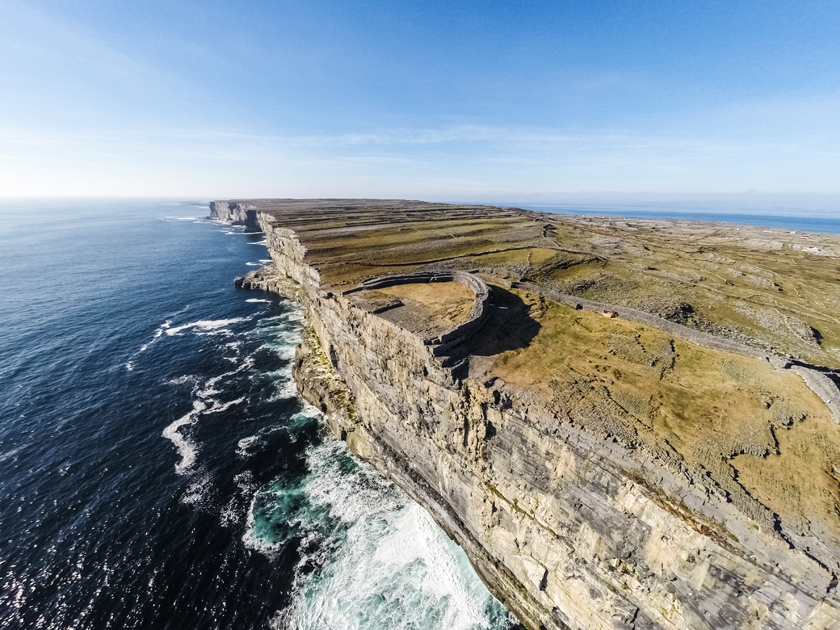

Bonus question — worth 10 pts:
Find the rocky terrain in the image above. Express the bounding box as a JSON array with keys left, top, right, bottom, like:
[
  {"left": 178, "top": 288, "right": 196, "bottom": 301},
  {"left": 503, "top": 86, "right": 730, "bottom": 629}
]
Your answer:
[
  {"left": 208, "top": 200, "right": 261, "bottom": 230},
  {"left": 216, "top": 199, "right": 840, "bottom": 629}
]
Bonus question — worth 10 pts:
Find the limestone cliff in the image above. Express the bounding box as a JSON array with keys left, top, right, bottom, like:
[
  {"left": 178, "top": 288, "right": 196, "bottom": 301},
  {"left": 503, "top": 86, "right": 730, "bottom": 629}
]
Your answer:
[
  {"left": 208, "top": 200, "right": 261, "bottom": 231},
  {"left": 230, "top": 201, "right": 840, "bottom": 630}
]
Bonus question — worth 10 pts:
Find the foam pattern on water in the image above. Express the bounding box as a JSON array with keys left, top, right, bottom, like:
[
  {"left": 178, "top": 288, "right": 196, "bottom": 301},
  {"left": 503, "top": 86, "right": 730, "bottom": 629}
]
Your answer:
[
  {"left": 0, "top": 201, "right": 515, "bottom": 629},
  {"left": 246, "top": 433, "right": 514, "bottom": 630}
]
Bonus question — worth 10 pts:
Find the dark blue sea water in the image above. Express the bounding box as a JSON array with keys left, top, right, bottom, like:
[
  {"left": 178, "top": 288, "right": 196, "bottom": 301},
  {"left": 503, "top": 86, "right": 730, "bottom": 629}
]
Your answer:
[
  {"left": 5, "top": 198, "right": 831, "bottom": 630},
  {"left": 0, "top": 200, "right": 513, "bottom": 630}
]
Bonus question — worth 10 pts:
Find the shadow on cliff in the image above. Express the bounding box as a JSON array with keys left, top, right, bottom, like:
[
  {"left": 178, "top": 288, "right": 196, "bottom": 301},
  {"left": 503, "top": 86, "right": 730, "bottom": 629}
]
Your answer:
[{"left": 458, "top": 285, "right": 541, "bottom": 357}]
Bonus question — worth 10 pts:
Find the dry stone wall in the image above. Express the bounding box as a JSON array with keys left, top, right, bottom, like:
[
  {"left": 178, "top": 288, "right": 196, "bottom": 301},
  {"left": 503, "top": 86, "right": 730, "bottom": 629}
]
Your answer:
[
  {"left": 514, "top": 281, "right": 840, "bottom": 423},
  {"left": 247, "top": 209, "right": 840, "bottom": 630},
  {"left": 345, "top": 271, "right": 491, "bottom": 352}
]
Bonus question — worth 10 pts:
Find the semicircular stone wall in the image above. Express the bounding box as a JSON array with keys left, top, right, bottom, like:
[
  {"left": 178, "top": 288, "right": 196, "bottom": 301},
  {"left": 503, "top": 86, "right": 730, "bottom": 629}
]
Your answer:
[{"left": 344, "top": 271, "right": 491, "bottom": 355}]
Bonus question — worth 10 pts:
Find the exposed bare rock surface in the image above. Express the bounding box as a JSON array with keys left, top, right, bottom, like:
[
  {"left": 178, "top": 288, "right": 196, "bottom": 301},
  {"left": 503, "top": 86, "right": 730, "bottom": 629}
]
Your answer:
[
  {"left": 209, "top": 200, "right": 261, "bottom": 231},
  {"left": 227, "top": 199, "right": 840, "bottom": 630}
]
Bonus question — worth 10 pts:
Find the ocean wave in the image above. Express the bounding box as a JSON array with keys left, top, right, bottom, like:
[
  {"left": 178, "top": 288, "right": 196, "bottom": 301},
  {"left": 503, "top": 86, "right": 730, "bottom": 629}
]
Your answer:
[
  {"left": 200, "top": 358, "right": 254, "bottom": 398},
  {"left": 123, "top": 320, "right": 170, "bottom": 370},
  {"left": 236, "top": 435, "right": 262, "bottom": 458},
  {"left": 247, "top": 434, "right": 511, "bottom": 630},
  {"left": 123, "top": 305, "right": 193, "bottom": 370},
  {"left": 180, "top": 470, "right": 214, "bottom": 506},
  {"left": 219, "top": 471, "right": 258, "bottom": 528},
  {"left": 235, "top": 470, "right": 257, "bottom": 492},
  {"left": 255, "top": 338, "right": 298, "bottom": 359},
  {"left": 223, "top": 340, "right": 244, "bottom": 353},
  {"left": 246, "top": 298, "right": 271, "bottom": 303},
  {"left": 299, "top": 404, "right": 323, "bottom": 419},
  {"left": 164, "top": 317, "right": 251, "bottom": 337},
  {"left": 162, "top": 400, "right": 206, "bottom": 474},
  {"left": 0, "top": 445, "right": 23, "bottom": 463},
  {"left": 168, "top": 374, "right": 198, "bottom": 386},
  {"left": 162, "top": 393, "right": 247, "bottom": 475},
  {"left": 268, "top": 379, "right": 298, "bottom": 402},
  {"left": 161, "top": 356, "right": 252, "bottom": 474},
  {"left": 258, "top": 308, "right": 304, "bottom": 325}
]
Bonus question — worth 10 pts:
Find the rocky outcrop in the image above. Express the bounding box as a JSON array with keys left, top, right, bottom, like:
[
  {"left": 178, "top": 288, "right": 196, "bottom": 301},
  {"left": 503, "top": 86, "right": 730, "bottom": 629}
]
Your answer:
[
  {"left": 237, "top": 208, "right": 840, "bottom": 630},
  {"left": 789, "top": 366, "right": 840, "bottom": 423},
  {"left": 511, "top": 281, "right": 840, "bottom": 423},
  {"left": 345, "top": 271, "right": 491, "bottom": 353},
  {"left": 208, "top": 200, "right": 261, "bottom": 231}
]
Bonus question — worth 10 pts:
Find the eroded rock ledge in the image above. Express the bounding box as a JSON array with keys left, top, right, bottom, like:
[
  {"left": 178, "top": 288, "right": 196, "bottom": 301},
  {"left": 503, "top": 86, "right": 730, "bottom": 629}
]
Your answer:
[
  {"left": 209, "top": 200, "right": 261, "bottom": 231},
  {"left": 226, "top": 200, "right": 840, "bottom": 630}
]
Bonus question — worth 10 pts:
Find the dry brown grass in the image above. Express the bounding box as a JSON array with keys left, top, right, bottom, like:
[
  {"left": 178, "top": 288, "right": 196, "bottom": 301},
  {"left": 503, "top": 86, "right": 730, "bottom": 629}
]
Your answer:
[
  {"left": 488, "top": 293, "right": 840, "bottom": 544},
  {"left": 358, "top": 282, "right": 475, "bottom": 335},
  {"left": 252, "top": 199, "right": 840, "bottom": 538}
]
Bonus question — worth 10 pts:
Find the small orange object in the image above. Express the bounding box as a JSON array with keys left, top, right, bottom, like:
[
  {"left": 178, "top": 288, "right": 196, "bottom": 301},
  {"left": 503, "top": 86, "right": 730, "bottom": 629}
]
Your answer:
[{"left": 602, "top": 310, "right": 618, "bottom": 318}]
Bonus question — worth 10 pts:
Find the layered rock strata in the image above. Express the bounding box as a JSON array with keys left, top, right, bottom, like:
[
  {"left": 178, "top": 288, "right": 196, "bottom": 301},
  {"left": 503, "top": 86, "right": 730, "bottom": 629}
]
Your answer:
[
  {"left": 209, "top": 200, "right": 261, "bottom": 231},
  {"left": 233, "top": 202, "right": 840, "bottom": 630},
  {"left": 345, "top": 271, "right": 491, "bottom": 352}
]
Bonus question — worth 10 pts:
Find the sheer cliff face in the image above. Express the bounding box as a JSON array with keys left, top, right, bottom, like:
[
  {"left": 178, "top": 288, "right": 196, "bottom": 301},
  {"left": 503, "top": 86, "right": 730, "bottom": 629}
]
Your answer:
[
  {"left": 208, "top": 200, "right": 261, "bottom": 231},
  {"left": 252, "top": 208, "right": 840, "bottom": 630}
]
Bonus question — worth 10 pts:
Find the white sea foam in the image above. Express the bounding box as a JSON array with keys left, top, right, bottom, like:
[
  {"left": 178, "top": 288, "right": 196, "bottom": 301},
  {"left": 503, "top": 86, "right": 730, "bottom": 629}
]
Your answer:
[
  {"left": 236, "top": 435, "right": 261, "bottom": 457},
  {"left": 168, "top": 375, "right": 197, "bottom": 386},
  {"left": 124, "top": 305, "right": 195, "bottom": 371},
  {"left": 223, "top": 340, "right": 244, "bottom": 356},
  {"left": 246, "top": 298, "right": 271, "bottom": 303},
  {"left": 248, "top": 434, "right": 511, "bottom": 630},
  {"left": 181, "top": 470, "right": 213, "bottom": 506},
  {"left": 162, "top": 400, "right": 206, "bottom": 474},
  {"left": 299, "top": 404, "right": 322, "bottom": 419},
  {"left": 164, "top": 317, "right": 250, "bottom": 337},
  {"left": 277, "top": 346, "right": 296, "bottom": 360},
  {"left": 219, "top": 500, "right": 239, "bottom": 527},
  {"left": 241, "top": 493, "right": 284, "bottom": 556},
  {"left": 269, "top": 379, "right": 298, "bottom": 402},
  {"left": 209, "top": 396, "right": 246, "bottom": 414},
  {"left": 220, "top": 471, "right": 259, "bottom": 527},
  {"left": 162, "top": 357, "right": 252, "bottom": 474},
  {"left": 258, "top": 342, "right": 296, "bottom": 360},
  {"left": 123, "top": 320, "right": 170, "bottom": 370}
]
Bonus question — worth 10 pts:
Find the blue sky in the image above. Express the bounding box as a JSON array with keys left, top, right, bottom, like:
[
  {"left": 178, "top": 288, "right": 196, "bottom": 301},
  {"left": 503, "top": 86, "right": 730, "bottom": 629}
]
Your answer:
[{"left": 1, "top": 0, "right": 839, "bottom": 199}]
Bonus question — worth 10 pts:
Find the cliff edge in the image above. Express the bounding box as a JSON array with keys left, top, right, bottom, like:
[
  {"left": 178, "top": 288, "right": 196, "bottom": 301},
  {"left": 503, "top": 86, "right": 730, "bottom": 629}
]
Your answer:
[
  {"left": 228, "top": 199, "right": 840, "bottom": 629},
  {"left": 208, "top": 199, "right": 262, "bottom": 231}
]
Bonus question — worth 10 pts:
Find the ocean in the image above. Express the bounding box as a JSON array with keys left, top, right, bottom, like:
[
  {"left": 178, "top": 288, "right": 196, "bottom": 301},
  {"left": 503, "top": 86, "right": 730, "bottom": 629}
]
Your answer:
[
  {"left": 0, "top": 199, "right": 514, "bottom": 630},
  {"left": 2, "top": 198, "right": 836, "bottom": 630},
  {"left": 517, "top": 201, "right": 840, "bottom": 234}
]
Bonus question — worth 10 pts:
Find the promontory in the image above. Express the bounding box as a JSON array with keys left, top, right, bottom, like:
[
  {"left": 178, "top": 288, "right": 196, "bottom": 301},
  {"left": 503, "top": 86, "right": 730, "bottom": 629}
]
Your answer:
[{"left": 213, "top": 198, "right": 840, "bottom": 630}]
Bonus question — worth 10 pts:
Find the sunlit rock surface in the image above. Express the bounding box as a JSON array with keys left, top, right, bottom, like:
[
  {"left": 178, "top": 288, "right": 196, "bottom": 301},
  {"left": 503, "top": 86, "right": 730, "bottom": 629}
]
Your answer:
[{"left": 225, "top": 199, "right": 840, "bottom": 630}]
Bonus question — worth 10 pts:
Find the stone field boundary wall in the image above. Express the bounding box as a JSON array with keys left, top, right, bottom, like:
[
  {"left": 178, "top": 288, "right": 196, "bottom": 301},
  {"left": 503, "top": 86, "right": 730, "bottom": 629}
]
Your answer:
[{"left": 344, "top": 271, "right": 491, "bottom": 354}]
